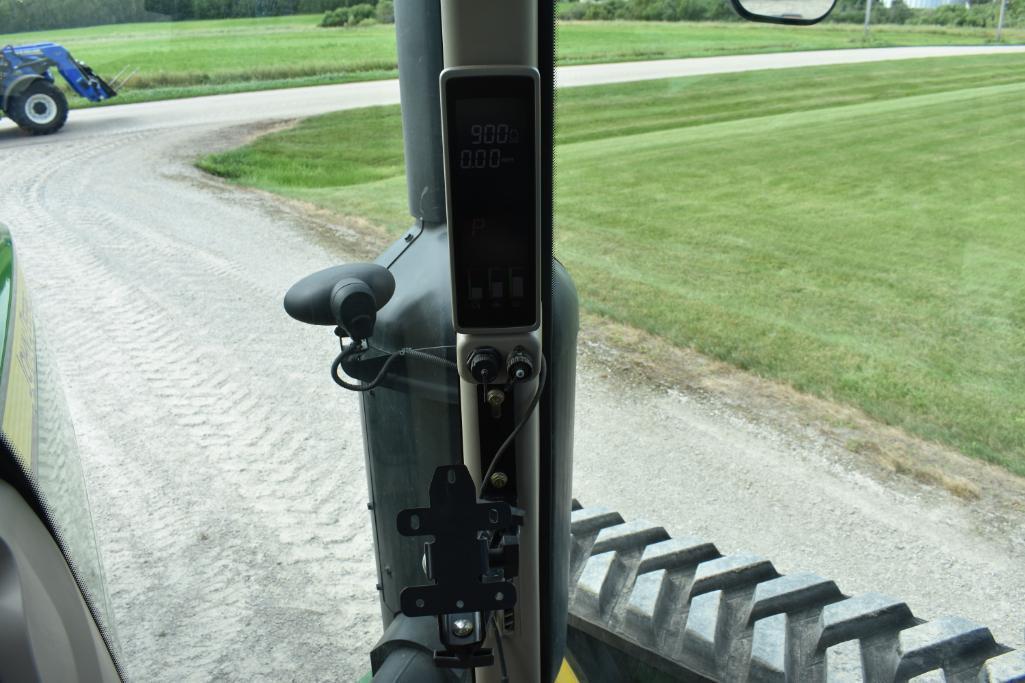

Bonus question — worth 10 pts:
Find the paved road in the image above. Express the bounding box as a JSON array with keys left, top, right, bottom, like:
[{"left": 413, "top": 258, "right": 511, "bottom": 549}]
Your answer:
[{"left": 2, "top": 49, "right": 1024, "bottom": 680}]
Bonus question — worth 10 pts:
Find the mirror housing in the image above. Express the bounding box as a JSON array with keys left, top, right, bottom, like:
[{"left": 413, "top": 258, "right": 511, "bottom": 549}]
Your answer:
[
  {"left": 730, "top": 0, "right": 838, "bottom": 24},
  {"left": 283, "top": 263, "right": 396, "bottom": 339}
]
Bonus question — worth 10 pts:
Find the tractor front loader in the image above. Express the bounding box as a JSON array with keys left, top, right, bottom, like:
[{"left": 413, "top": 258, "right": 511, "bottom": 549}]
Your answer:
[{"left": 1, "top": 42, "right": 120, "bottom": 135}]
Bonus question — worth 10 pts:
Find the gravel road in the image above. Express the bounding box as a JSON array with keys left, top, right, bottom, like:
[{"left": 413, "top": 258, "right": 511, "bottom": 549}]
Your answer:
[{"left": 1, "top": 49, "right": 1023, "bottom": 680}]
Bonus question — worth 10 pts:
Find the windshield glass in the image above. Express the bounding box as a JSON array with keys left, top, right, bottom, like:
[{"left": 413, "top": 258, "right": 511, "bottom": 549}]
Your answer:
[
  {"left": 35, "top": 333, "right": 119, "bottom": 641},
  {"left": 0, "top": 236, "right": 117, "bottom": 647},
  {"left": 2, "top": 1, "right": 1024, "bottom": 679}
]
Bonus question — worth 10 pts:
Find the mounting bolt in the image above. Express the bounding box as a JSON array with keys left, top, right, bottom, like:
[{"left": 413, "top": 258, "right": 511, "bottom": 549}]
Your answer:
[
  {"left": 451, "top": 619, "right": 474, "bottom": 638},
  {"left": 486, "top": 389, "right": 505, "bottom": 418},
  {"left": 489, "top": 471, "right": 509, "bottom": 489}
]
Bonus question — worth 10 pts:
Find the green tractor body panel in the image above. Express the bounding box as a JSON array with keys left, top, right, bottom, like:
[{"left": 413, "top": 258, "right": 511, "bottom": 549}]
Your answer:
[
  {"left": 0, "top": 223, "right": 123, "bottom": 681},
  {"left": 0, "top": 224, "right": 15, "bottom": 412},
  {"left": 0, "top": 223, "right": 34, "bottom": 471}
]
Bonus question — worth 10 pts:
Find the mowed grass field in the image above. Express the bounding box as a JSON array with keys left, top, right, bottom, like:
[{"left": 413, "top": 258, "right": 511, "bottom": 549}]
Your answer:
[
  {"left": 0, "top": 16, "right": 398, "bottom": 104},
  {"left": 1, "top": 16, "right": 1024, "bottom": 105},
  {"left": 201, "top": 54, "right": 1025, "bottom": 476}
]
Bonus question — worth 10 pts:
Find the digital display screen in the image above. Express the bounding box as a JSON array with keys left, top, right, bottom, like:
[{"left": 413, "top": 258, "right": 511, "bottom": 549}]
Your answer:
[{"left": 446, "top": 74, "right": 537, "bottom": 330}]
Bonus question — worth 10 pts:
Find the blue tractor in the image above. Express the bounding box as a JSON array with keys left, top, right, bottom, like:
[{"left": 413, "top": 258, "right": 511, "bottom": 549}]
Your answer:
[{"left": 1, "top": 43, "right": 118, "bottom": 135}]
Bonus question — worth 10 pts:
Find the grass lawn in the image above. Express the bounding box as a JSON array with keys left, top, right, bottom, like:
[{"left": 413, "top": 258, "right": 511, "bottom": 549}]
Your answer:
[
  {"left": 0, "top": 16, "right": 398, "bottom": 105},
  {"left": 1, "top": 16, "right": 1023, "bottom": 105},
  {"left": 200, "top": 53, "right": 1025, "bottom": 476},
  {"left": 555, "top": 21, "right": 1025, "bottom": 64}
]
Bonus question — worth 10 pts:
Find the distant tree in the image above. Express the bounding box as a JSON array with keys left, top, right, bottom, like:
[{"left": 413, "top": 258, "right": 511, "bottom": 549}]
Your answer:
[
  {"left": 191, "top": 0, "right": 230, "bottom": 19},
  {"left": 887, "top": 0, "right": 914, "bottom": 23},
  {"left": 347, "top": 2, "right": 375, "bottom": 22},
  {"left": 1, "top": 0, "right": 148, "bottom": 32},
  {"left": 320, "top": 7, "right": 349, "bottom": 26},
  {"left": 559, "top": 0, "right": 739, "bottom": 22},
  {"left": 297, "top": 0, "right": 339, "bottom": 12},
  {"left": 146, "top": 0, "right": 194, "bottom": 19},
  {"left": 319, "top": 1, "right": 374, "bottom": 26},
  {"left": 375, "top": 0, "right": 394, "bottom": 23}
]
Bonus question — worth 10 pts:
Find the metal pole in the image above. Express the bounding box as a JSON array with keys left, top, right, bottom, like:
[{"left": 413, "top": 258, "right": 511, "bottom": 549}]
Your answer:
[
  {"left": 863, "top": 0, "right": 874, "bottom": 38},
  {"left": 395, "top": 0, "right": 446, "bottom": 224},
  {"left": 996, "top": 0, "right": 1008, "bottom": 41}
]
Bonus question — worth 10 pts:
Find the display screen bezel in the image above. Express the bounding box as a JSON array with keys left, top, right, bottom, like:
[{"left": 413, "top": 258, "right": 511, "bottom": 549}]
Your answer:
[{"left": 441, "top": 68, "right": 541, "bottom": 334}]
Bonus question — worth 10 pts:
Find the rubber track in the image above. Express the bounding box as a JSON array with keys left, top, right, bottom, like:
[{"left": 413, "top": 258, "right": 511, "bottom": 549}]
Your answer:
[{"left": 567, "top": 504, "right": 1025, "bottom": 682}]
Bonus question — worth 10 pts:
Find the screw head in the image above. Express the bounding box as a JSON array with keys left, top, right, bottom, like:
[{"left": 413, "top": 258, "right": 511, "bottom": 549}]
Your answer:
[
  {"left": 489, "top": 471, "right": 509, "bottom": 489},
  {"left": 451, "top": 618, "right": 474, "bottom": 637}
]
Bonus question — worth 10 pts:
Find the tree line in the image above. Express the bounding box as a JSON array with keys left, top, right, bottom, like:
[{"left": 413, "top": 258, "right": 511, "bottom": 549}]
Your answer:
[
  {"left": 319, "top": 0, "right": 393, "bottom": 26},
  {"left": 1, "top": 0, "right": 148, "bottom": 34},
  {"left": 0, "top": 0, "right": 351, "bottom": 34},
  {"left": 830, "top": 0, "right": 1023, "bottom": 27},
  {"left": 4, "top": 0, "right": 1020, "bottom": 37},
  {"left": 559, "top": 0, "right": 738, "bottom": 22},
  {"left": 144, "top": 0, "right": 346, "bottom": 21},
  {"left": 558, "top": 0, "right": 1024, "bottom": 28}
]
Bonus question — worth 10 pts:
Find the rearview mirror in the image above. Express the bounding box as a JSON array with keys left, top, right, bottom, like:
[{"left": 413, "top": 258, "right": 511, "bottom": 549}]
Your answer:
[{"left": 730, "top": 0, "right": 838, "bottom": 24}]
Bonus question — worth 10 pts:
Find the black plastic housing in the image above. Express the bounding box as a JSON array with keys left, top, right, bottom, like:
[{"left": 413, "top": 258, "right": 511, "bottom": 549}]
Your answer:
[
  {"left": 0, "top": 479, "right": 120, "bottom": 682},
  {"left": 361, "top": 225, "right": 578, "bottom": 675}
]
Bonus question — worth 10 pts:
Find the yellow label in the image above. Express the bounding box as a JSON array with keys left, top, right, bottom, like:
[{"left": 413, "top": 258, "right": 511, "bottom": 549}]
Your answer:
[
  {"left": 3, "top": 268, "right": 36, "bottom": 470},
  {"left": 556, "top": 658, "right": 581, "bottom": 683}
]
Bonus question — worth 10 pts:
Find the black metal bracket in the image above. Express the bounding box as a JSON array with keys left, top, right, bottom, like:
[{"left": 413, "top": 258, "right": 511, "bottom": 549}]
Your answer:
[
  {"left": 397, "top": 465, "right": 524, "bottom": 669},
  {"left": 397, "top": 465, "right": 521, "bottom": 618},
  {"left": 434, "top": 612, "right": 494, "bottom": 669},
  {"left": 341, "top": 345, "right": 402, "bottom": 383}
]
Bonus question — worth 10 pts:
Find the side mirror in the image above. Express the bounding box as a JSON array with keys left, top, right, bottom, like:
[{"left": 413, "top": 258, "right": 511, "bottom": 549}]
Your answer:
[
  {"left": 284, "top": 263, "right": 396, "bottom": 340},
  {"left": 730, "top": 0, "right": 837, "bottom": 24}
]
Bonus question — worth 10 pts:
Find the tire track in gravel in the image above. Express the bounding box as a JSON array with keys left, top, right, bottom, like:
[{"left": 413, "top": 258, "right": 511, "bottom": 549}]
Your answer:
[{"left": 4, "top": 130, "right": 381, "bottom": 681}]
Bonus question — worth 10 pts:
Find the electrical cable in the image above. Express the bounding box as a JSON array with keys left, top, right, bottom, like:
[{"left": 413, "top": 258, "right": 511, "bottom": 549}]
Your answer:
[
  {"left": 335, "top": 339, "right": 534, "bottom": 683},
  {"left": 402, "top": 347, "right": 458, "bottom": 371},
  {"left": 330, "top": 343, "right": 457, "bottom": 392},
  {"left": 489, "top": 613, "right": 510, "bottom": 683},
  {"left": 373, "top": 343, "right": 456, "bottom": 355},
  {"left": 333, "top": 340, "right": 545, "bottom": 499},
  {"left": 366, "top": 342, "right": 458, "bottom": 371},
  {"left": 479, "top": 355, "right": 547, "bottom": 498}
]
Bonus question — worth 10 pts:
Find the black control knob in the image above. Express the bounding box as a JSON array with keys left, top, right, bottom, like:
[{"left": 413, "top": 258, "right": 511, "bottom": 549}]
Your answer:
[
  {"left": 506, "top": 347, "right": 534, "bottom": 382},
  {"left": 467, "top": 347, "right": 502, "bottom": 384}
]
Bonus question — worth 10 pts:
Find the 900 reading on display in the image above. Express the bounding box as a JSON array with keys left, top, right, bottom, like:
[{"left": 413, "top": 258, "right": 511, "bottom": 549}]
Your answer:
[{"left": 458, "top": 124, "right": 521, "bottom": 170}]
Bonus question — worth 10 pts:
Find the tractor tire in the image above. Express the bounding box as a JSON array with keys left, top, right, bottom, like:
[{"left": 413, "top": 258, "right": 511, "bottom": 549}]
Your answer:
[
  {"left": 566, "top": 503, "right": 1025, "bottom": 682},
  {"left": 9, "top": 80, "right": 68, "bottom": 136}
]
